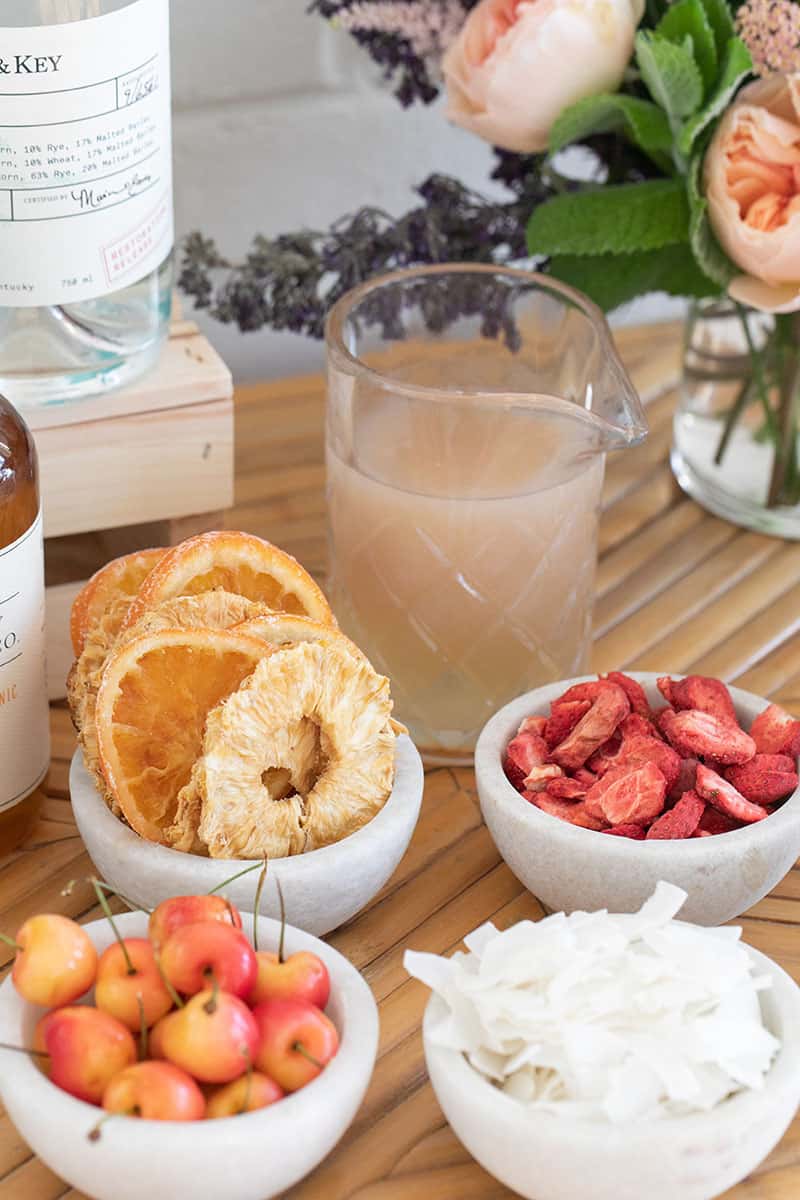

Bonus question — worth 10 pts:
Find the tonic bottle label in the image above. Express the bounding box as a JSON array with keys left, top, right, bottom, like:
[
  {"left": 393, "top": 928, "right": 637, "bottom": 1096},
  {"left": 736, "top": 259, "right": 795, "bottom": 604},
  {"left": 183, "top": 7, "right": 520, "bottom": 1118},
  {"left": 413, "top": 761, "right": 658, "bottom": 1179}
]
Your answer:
[
  {"left": 0, "top": 0, "right": 173, "bottom": 307},
  {"left": 0, "top": 510, "right": 49, "bottom": 812}
]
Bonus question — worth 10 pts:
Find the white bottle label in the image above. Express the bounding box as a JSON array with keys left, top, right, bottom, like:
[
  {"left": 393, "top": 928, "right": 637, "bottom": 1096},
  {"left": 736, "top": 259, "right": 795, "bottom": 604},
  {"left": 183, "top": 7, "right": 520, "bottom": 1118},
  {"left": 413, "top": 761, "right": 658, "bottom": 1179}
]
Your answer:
[
  {"left": 0, "top": 510, "right": 49, "bottom": 813},
  {"left": 0, "top": 0, "right": 173, "bottom": 308}
]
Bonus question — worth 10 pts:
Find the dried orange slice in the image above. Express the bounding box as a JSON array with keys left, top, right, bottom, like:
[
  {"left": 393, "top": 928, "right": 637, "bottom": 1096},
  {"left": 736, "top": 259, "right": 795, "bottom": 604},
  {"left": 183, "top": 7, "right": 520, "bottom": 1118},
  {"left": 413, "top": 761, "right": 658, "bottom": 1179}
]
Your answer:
[
  {"left": 121, "top": 532, "right": 334, "bottom": 632},
  {"left": 70, "top": 547, "right": 165, "bottom": 656},
  {"left": 95, "top": 628, "right": 269, "bottom": 844},
  {"left": 235, "top": 612, "right": 364, "bottom": 660}
]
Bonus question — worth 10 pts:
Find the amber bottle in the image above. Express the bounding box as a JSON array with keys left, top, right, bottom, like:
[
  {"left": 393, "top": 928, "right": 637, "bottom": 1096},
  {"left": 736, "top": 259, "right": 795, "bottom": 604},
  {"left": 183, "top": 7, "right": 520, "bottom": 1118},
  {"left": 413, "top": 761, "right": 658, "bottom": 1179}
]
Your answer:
[{"left": 0, "top": 396, "right": 49, "bottom": 855}]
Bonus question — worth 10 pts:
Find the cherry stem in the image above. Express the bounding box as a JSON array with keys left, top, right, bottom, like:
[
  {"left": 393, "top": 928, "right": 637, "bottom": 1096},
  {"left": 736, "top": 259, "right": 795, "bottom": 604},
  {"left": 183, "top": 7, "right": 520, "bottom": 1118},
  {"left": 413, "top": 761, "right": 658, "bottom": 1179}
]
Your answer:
[
  {"left": 0, "top": 932, "right": 23, "bottom": 952},
  {"left": 277, "top": 879, "right": 286, "bottom": 965},
  {"left": 0, "top": 1041, "right": 49, "bottom": 1059},
  {"left": 253, "top": 858, "right": 267, "bottom": 953},
  {"left": 154, "top": 952, "right": 184, "bottom": 1009},
  {"left": 88, "top": 1107, "right": 138, "bottom": 1143},
  {"left": 292, "top": 1041, "right": 322, "bottom": 1070},
  {"left": 204, "top": 975, "right": 220, "bottom": 1016},
  {"left": 91, "top": 878, "right": 136, "bottom": 975},
  {"left": 91, "top": 879, "right": 151, "bottom": 915},
  {"left": 206, "top": 862, "right": 263, "bottom": 896},
  {"left": 137, "top": 994, "right": 148, "bottom": 1061}
]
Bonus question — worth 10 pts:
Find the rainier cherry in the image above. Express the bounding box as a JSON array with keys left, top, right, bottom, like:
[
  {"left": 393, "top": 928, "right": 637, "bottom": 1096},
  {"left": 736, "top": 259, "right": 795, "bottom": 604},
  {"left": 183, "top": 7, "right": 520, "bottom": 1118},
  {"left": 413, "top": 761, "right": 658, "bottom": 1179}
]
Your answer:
[
  {"left": 148, "top": 895, "right": 242, "bottom": 952},
  {"left": 102, "top": 1061, "right": 206, "bottom": 1121},
  {"left": 95, "top": 938, "right": 174, "bottom": 1032},
  {"left": 252, "top": 998, "right": 339, "bottom": 1092},
  {"left": 159, "top": 922, "right": 257, "bottom": 999},
  {"left": 34, "top": 1006, "right": 136, "bottom": 1104},
  {"left": 250, "top": 950, "right": 330, "bottom": 1009},
  {"left": 160, "top": 989, "right": 259, "bottom": 1084},
  {"left": 206, "top": 1071, "right": 284, "bottom": 1118},
  {"left": 6, "top": 914, "right": 97, "bottom": 1007}
]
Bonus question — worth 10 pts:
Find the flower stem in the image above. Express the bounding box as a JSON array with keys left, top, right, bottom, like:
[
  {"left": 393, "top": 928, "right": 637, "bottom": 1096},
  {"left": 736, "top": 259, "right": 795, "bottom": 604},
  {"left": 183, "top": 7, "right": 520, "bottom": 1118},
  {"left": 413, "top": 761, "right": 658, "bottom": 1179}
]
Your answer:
[
  {"left": 767, "top": 313, "right": 800, "bottom": 507},
  {"left": 737, "top": 304, "right": 777, "bottom": 440},
  {"left": 714, "top": 375, "right": 754, "bottom": 466}
]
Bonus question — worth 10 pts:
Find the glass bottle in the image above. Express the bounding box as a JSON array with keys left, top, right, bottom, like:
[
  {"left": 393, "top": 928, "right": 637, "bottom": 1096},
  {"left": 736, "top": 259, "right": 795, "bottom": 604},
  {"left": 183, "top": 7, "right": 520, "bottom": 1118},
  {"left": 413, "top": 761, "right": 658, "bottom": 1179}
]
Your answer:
[
  {"left": 0, "top": 0, "right": 173, "bottom": 407},
  {"left": 0, "top": 394, "right": 49, "bottom": 855}
]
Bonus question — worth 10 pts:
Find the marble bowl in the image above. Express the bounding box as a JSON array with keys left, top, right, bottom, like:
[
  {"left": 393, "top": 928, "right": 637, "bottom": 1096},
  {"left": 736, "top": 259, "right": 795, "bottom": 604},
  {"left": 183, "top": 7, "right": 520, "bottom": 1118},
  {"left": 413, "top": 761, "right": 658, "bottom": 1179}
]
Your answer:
[
  {"left": 0, "top": 911, "right": 378, "bottom": 1200},
  {"left": 423, "top": 941, "right": 800, "bottom": 1200},
  {"left": 474, "top": 674, "right": 800, "bottom": 925},
  {"left": 70, "top": 734, "right": 423, "bottom": 937}
]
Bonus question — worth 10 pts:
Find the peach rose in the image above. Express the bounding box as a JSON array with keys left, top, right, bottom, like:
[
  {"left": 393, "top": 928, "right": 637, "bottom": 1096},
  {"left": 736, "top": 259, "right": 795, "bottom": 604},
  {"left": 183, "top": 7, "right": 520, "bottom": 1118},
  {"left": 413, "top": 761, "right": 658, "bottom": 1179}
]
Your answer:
[
  {"left": 442, "top": 0, "right": 645, "bottom": 155},
  {"left": 706, "top": 74, "right": 800, "bottom": 312}
]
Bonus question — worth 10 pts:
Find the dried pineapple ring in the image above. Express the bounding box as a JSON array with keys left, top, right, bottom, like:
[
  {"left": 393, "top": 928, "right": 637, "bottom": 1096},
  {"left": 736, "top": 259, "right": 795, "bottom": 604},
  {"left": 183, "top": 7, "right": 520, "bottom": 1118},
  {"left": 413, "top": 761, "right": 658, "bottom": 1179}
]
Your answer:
[
  {"left": 197, "top": 640, "right": 396, "bottom": 860},
  {"left": 70, "top": 547, "right": 165, "bottom": 656},
  {"left": 122, "top": 531, "right": 335, "bottom": 632}
]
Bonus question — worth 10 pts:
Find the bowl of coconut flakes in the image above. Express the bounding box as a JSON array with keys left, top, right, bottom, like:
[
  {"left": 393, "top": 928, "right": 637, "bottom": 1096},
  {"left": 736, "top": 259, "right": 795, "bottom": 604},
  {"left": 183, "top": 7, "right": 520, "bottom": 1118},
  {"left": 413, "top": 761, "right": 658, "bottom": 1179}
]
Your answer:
[{"left": 405, "top": 882, "right": 800, "bottom": 1200}]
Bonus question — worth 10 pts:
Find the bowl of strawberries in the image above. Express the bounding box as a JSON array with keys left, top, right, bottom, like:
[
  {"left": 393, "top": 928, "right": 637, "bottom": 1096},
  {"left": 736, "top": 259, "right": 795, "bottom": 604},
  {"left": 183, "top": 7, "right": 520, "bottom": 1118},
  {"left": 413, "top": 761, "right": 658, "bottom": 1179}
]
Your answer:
[
  {"left": 475, "top": 672, "right": 800, "bottom": 925},
  {"left": 0, "top": 885, "right": 378, "bottom": 1200}
]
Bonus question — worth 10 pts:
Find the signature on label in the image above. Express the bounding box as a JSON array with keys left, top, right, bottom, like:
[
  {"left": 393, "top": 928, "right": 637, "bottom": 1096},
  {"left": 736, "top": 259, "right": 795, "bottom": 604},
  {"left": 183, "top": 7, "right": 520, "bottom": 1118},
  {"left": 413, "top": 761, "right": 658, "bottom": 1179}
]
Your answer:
[
  {"left": 71, "top": 171, "right": 154, "bottom": 212},
  {"left": 119, "top": 66, "right": 159, "bottom": 108}
]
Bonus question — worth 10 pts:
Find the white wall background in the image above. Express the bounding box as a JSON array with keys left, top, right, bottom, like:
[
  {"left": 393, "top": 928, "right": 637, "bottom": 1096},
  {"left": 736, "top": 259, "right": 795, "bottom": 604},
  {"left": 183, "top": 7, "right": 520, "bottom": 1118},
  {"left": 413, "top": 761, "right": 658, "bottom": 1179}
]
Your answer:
[{"left": 171, "top": 0, "right": 682, "bottom": 382}]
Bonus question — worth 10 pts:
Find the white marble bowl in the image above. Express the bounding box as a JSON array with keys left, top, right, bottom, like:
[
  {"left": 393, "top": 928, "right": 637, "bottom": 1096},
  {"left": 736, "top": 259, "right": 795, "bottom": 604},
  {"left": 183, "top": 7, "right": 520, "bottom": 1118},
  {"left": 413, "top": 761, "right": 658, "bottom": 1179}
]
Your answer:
[
  {"left": 70, "top": 735, "right": 423, "bottom": 937},
  {"left": 0, "top": 911, "right": 378, "bottom": 1200},
  {"left": 475, "top": 674, "right": 800, "bottom": 925},
  {"left": 423, "top": 941, "right": 800, "bottom": 1200}
]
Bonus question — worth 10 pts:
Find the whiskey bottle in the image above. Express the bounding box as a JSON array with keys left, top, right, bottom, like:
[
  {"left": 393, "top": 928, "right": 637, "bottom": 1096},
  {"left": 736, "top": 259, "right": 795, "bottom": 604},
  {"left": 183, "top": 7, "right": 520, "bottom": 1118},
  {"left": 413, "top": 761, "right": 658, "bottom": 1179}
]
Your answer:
[
  {"left": 0, "top": 394, "right": 49, "bottom": 854},
  {"left": 0, "top": 0, "right": 173, "bottom": 406}
]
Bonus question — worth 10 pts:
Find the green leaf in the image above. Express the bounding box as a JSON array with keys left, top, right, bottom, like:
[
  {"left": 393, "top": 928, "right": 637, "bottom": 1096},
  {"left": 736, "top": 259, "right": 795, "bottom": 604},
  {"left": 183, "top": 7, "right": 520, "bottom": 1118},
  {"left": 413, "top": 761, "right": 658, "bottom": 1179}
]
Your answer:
[
  {"left": 636, "top": 31, "right": 704, "bottom": 121},
  {"left": 526, "top": 180, "right": 690, "bottom": 258},
  {"left": 657, "top": 0, "right": 717, "bottom": 94},
  {"left": 549, "top": 94, "right": 673, "bottom": 172},
  {"left": 548, "top": 245, "right": 719, "bottom": 312},
  {"left": 678, "top": 37, "right": 753, "bottom": 156},
  {"left": 686, "top": 143, "right": 737, "bottom": 286},
  {"left": 698, "top": 0, "right": 735, "bottom": 59}
]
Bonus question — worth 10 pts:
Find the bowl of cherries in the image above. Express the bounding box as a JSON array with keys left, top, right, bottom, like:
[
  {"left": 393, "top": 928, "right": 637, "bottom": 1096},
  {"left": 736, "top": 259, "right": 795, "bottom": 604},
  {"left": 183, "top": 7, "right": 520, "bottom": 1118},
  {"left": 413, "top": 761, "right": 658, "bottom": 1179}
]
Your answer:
[{"left": 0, "top": 879, "right": 378, "bottom": 1200}]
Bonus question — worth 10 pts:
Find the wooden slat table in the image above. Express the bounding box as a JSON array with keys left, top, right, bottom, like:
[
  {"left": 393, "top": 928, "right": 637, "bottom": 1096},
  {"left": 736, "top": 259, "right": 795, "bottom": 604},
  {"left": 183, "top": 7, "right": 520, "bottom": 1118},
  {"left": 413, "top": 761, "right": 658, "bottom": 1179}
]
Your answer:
[{"left": 4, "top": 321, "right": 800, "bottom": 1200}]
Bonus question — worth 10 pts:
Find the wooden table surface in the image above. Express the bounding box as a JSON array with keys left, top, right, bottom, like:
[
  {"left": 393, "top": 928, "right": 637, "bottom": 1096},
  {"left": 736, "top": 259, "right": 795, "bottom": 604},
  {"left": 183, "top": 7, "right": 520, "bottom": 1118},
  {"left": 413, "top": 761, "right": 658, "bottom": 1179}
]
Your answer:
[{"left": 4, "top": 322, "right": 800, "bottom": 1200}]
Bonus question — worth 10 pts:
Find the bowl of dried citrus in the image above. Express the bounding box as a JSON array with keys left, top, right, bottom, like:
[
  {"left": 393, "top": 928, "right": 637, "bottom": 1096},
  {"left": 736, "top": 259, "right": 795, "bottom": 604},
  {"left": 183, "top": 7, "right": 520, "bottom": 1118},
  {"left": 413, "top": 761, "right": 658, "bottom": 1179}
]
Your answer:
[{"left": 67, "top": 531, "right": 423, "bottom": 936}]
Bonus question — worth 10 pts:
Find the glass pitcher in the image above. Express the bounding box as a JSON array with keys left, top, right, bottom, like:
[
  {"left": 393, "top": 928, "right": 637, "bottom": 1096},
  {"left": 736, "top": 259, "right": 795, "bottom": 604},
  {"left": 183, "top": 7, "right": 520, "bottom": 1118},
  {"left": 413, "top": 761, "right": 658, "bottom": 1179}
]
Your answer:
[{"left": 325, "top": 265, "right": 647, "bottom": 765}]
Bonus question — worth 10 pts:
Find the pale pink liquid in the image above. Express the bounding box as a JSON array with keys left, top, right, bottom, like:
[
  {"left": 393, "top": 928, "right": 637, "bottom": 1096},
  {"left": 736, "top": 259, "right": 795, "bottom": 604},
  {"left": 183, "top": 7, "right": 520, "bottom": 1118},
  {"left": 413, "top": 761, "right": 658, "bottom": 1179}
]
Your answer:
[{"left": 327, "top": 396, "right": 605, "bottom": 762}]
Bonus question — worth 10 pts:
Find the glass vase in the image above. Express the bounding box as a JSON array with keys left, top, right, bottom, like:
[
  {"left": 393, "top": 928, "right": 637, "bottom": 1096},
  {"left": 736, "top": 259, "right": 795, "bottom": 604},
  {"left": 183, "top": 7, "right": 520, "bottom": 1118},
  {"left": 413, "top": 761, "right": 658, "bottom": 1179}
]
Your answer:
[{"left": 672, "top": 299, "right": 800, "bottom": 538}]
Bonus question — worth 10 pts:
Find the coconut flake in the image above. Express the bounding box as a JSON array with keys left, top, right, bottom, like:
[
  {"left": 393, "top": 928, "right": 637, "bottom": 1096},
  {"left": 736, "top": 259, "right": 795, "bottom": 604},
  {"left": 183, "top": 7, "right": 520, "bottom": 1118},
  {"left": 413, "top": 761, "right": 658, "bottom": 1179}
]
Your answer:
[{"left": 405, "top": 883, "right": 780, "bottom": 1122}]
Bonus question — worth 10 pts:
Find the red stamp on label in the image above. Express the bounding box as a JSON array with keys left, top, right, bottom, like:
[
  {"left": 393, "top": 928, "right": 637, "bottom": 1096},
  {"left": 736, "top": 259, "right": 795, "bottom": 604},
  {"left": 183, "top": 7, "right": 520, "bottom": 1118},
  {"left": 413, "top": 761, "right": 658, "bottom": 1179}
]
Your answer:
[{"left": 102, "top": 192, "right": 171, "bottom": 287}]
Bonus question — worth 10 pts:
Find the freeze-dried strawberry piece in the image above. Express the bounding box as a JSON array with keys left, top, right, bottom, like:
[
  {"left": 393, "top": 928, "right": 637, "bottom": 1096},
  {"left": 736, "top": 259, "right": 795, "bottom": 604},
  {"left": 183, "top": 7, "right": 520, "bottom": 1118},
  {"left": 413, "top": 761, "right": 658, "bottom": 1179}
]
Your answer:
[
  {"left": 646, "top": 789, "right": 705, "bottom": 840},
  {"left": 658, "top": 675, "right": 737, "bottom": 724},
  {"left": 697, "top": 806, "right": 742, "bottom": 835},
  {"left": 695, "top": 764, "right": 769, "bottom": 824},
  {"left": 614, "top": 733, "right": 681, "bottom": 792},
  {"left": 658, "top": 709, "right": 756, "bottom": 765},
  {"left": 546, "top": 777, "right": 588, "bottom": 801},
  {"left": 504, "top": 731, "right": 549, "bottom": 790},
  {"left": 555, "top": 680, "right": 619, "bottom": 706},
  {"left": 552, "top": 684, "right": 631, "bottom": 771},
  {"left": 601, "top": 823, "right": 647, "bottom": 839},
  {"left": 585, "top": 762, "right": 667, "bottom": 827},
  {"left": 574, "top": 767, "right": 598, "bottom": 788},
  {"left": 669, "top": 757, "right": 698, "bottom": 801},
  {"left": 750, "top": 703, "right": 800, "bottom": 757},
  {"left": 587, "top": 734, "right": 623, "bottom": 776},
  {"left": 603, "top": 672, "right": 652, "bottom": 719},
  {"left": 518, "top": 715, "right": 548, "bottom": 738},
  {"left": 524, "top": 763, "right": 563, "bottom": 793},
  {"left": 620, "top": 713, "right": 655, "bottom": 740},
  {"left": 544, "top": 700, "right": 592, "bottom": 750},
  {"left": 533, "top": 794, "right": 608, "bottom": 831},
  {"left": 725, "top": 754, "right": 799, "bottom": 805}
]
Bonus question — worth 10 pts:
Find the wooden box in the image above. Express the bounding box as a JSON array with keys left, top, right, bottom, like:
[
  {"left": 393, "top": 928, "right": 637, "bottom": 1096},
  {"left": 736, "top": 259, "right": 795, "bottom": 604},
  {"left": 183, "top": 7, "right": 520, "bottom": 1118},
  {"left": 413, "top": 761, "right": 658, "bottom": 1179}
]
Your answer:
[{"left": 31, "top": 316, "right": 234, "bottom": 699}]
